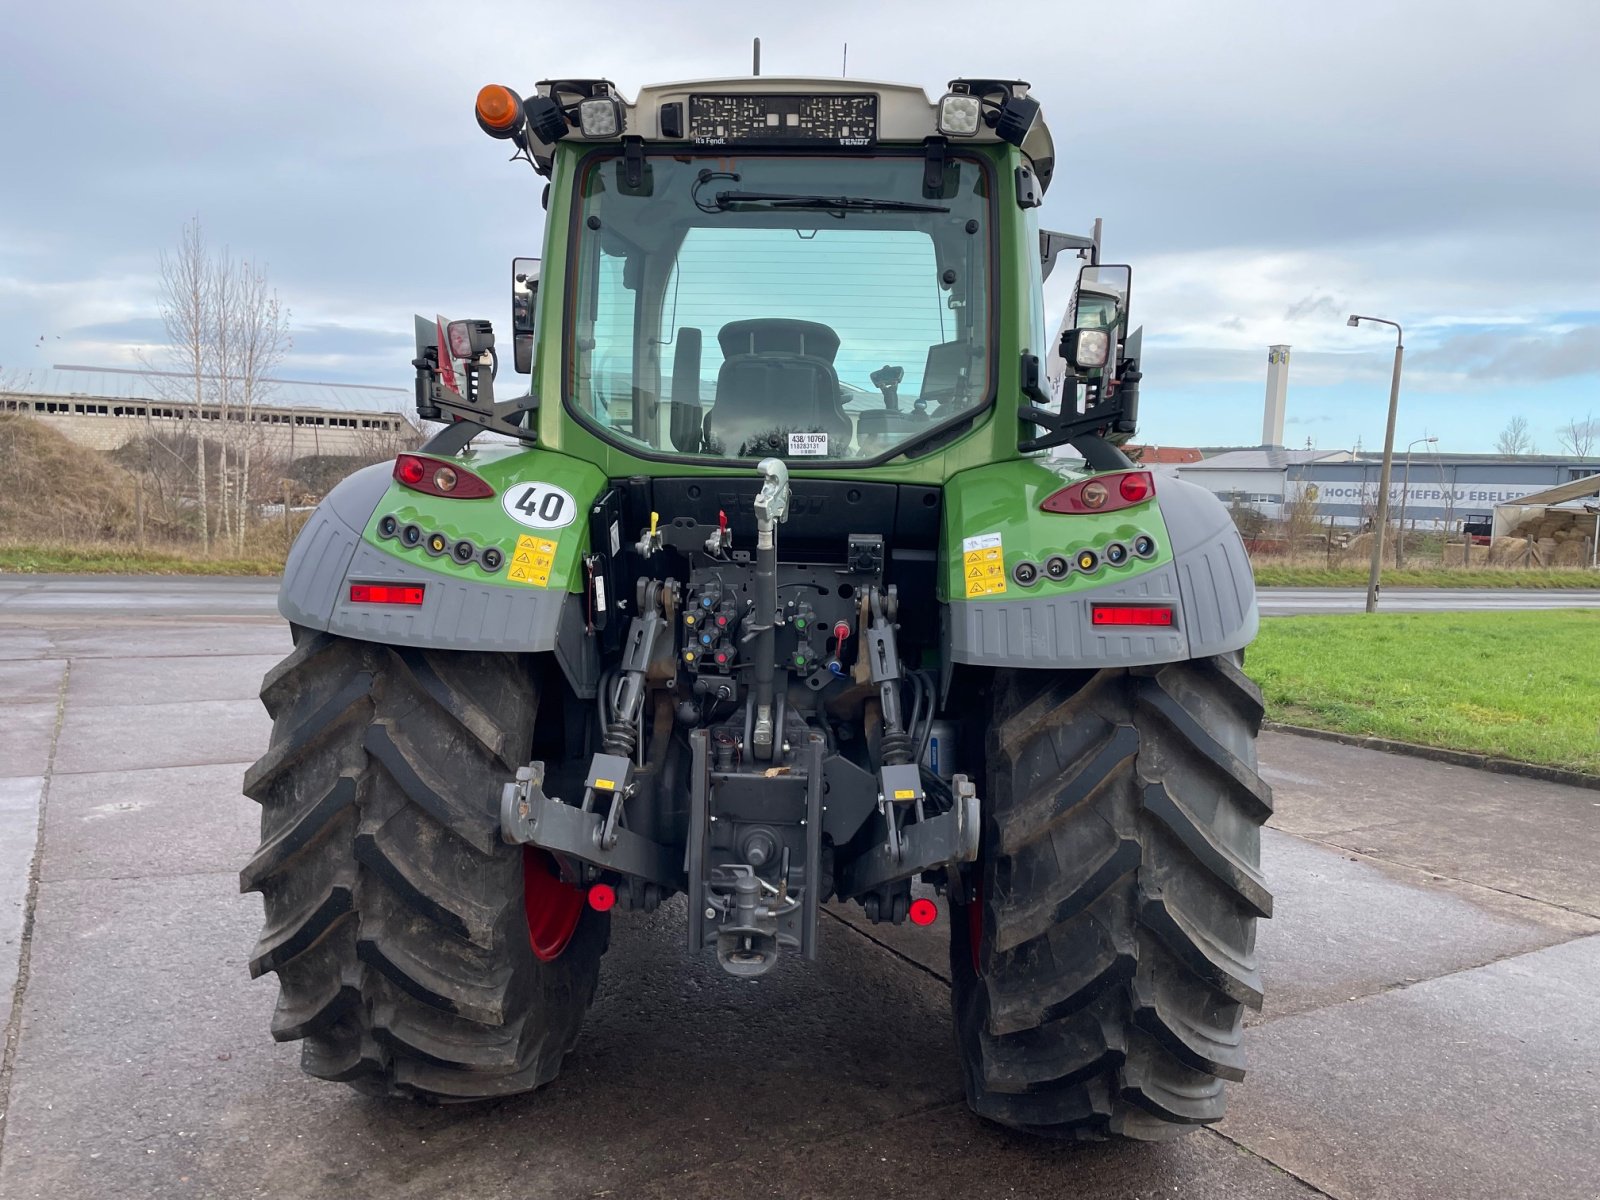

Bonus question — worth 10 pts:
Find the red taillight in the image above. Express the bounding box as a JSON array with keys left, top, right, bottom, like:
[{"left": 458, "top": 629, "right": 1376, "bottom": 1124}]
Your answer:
[
  {"left": 349, "top": 583, "right": 426, "bottom": 606},
  {"left": 1118, "top": 472, "right": 1153, "bottom": 503},
  {"left": 1091, "top": 604, "right": 1174, "bottom": 627},
  {"left": 587, "top": 883, "right": 617, "bottom": 912},
  {"left": 909, "top": 898, "right": 939, "bottom": 926},
  {"left": 1041, "top": 470, "right": 1156, "bottom": 514},
  {"left": 393, "top": 454, "right": 495, "bottom": 499}
]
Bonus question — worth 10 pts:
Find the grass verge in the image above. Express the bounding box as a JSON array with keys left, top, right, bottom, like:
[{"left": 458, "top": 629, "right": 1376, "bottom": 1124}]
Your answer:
[
  {"left": 1248, "top": 610, "right": 1600, "bottom": 775},
  {"left": 0, "top": 544, "right": 282, "bottom": 577},
  {"left": 1253, "top": 565, "right": 1599, "bottom": 589}
]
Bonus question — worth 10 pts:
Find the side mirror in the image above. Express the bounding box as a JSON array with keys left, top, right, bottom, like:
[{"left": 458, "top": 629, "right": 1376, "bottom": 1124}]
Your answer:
[
  {"left": 512, "top": 257, "right": 540, "bottom": 374},
  {"left": 1060, "top": 262, "right": 1132, "bottom": 373}
]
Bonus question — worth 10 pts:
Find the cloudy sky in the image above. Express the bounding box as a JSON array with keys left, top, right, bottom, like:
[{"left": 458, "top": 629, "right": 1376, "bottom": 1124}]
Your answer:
[{"left": 3, "top": 0, "right": 1597, "bottom": 452}]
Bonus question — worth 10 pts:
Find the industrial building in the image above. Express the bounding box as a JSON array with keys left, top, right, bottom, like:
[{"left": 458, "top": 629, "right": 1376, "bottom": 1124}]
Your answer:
[
  {"left": 1, "top": 365, "right": 415, "bottom": 459},
  {"left": 1172, "top": 345, "right": 1599, "bottom": 536}
]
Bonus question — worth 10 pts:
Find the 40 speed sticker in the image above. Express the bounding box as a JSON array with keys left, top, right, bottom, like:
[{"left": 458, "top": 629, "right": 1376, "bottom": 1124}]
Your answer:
[{"left": 502, "top": 480, "right": 577, "bottom": 530}]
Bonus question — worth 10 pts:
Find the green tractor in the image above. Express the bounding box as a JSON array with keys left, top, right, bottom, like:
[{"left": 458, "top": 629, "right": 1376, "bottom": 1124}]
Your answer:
[{"left": 243, "top": 71, "right": 1270, "bottom": 1140}]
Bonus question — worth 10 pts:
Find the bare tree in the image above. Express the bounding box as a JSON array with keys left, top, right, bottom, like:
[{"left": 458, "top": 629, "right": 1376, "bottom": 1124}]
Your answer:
[
  {"left": 1556, "top": 413, "right": 1598, "bottom": 459},
  {"left": 225, "top": 260, "right": 291, "bottom": 553},
  {"left": 210, "top": 248, "right": 238, "bottom": 545},
  {"left": 0, "top": 363, "right": 29, "bottom": 392},
  {"left": 1494, "top": 415, "right": 1535, "bottom": 456},
  {"left": 1281, "top": 479, "right": 1322, "bottom": 547},
  {"left": 156, "top": 218, "right": 214, "bottom": 550},
  {"left": 152, "top": 219, "right": 293, "bottom": 554}
]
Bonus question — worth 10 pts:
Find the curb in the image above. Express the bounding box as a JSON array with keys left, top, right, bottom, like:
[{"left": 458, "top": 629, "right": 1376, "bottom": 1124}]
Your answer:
[{"left": 1261, "top": 721, "right": 1600, "bottom": 793}]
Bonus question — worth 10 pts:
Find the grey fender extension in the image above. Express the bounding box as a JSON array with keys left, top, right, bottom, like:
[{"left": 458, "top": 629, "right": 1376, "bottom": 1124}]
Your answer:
[
  {"left": 277, "top": 463, "right": 597, "bottom": 694},
  {"left": 945, "top": 478, "right": 1256, "bottom": 670}
]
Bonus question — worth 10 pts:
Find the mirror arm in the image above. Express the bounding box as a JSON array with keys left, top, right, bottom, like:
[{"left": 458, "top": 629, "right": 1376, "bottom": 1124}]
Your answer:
[
  {"left": 420, "top": 394, "right": 539, "bottom": 455},
  {"left": 1070, "top": 432, "right": 1134, "bottom": 471},
  {"left": 1019, "top": 357, "right": 1140, "bottom": 454},
  {"left": 1019, "top": 405, "right": 1105, "bottom": 453}
]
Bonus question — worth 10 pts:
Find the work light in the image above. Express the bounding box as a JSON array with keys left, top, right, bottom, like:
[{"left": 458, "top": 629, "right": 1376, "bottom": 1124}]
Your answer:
[
  {"left": 446, "top": 319, "right": 494, "bottom": 360},
  {"left": 579, "top": 97, "right": 624, "bottom": 138},
  {"left": 937, "top": 93, "right": 982, "bottom": 136},
  {"left": 1066, "top": 328, "right": 1111, "bottom": 370}
]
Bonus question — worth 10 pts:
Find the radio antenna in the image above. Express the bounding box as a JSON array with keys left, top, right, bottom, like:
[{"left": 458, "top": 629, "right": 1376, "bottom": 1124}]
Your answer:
[
  {"left": 752, "top": 37, "right": 761, "bottom": 76},
  {"left": 842, "top": 43, "right": 848, "bottom": 76}
]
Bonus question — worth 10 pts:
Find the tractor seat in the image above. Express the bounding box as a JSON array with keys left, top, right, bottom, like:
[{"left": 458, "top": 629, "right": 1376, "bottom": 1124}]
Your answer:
[
  {"left": 717, "top": 318, "right": 841, "bottom": 363},
  {"left": 706, "top": 320, "right": 849, "bottom": 455}
]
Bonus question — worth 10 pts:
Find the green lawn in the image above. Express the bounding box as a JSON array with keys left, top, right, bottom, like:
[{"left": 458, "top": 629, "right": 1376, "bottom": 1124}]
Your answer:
[
  {"left": 1248, "top": 610, "right": 1600, "bottom": 774},
  {"left": 0, "top": 544, "right": 281, "bottom": 577},
  {"left": 1253, "top": 565, "right": 1599, "bottom": 589}
]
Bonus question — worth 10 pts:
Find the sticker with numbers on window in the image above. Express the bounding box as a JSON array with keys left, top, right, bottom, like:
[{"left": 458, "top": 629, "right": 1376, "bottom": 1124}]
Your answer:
[{"left": 788, "top": 432, "right": 828, "bottom": 456}]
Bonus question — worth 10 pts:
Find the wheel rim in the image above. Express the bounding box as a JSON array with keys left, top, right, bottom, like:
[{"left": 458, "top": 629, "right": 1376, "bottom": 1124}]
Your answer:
[{"left": 523, "top": 847, "right": 585, "bottom": 961}]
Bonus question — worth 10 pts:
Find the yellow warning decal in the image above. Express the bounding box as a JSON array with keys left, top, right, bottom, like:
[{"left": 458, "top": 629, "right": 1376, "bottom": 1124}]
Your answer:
[
  {"left": 593, "top": 778, "right": 616, "bottom": 791},
  {"left": 506, "top": 534, "right": 558, "bottom": 586},
  {"left": 893, "top": 788, "right": 917, "bottom": 800},
  {"left": 961, "top": 531, "right": 1007, "bottom": 598}
]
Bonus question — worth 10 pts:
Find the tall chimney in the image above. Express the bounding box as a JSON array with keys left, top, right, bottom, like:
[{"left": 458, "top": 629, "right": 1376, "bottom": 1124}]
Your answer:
[{"left": 1263, "top": 344, "right": 1290, "bottom": 449}]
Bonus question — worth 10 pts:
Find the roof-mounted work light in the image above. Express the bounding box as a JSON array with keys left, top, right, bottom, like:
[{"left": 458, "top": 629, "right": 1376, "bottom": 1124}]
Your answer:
[
  {"left": 937, "top": 93, "right": 982, "bottom": 136},
  {"left": 578, "top": 95, "right": 625, "bottom": 138}
]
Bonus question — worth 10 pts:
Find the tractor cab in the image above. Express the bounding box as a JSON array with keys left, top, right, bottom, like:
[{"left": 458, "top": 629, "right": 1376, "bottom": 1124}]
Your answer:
[{"left": 418, "top": 75, "right": 1139, "bottom": 469}]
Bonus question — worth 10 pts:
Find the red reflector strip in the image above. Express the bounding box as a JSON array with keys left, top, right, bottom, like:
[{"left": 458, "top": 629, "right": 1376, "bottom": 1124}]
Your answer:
[
  {"left": 1091, "top": 605, "right": 1173, "bottom": 627},
  {"left": 349, "top": 583, "right": 426, "bottom": 606}
]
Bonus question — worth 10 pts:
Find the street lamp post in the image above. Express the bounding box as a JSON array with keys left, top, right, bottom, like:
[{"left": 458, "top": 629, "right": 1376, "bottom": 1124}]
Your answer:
[
  {"left": 1397, "top": 435, "right": 1438, "bottom": 568},
  {"left": 1348, "top": 315, "right": 1405, "bottom": 612}
]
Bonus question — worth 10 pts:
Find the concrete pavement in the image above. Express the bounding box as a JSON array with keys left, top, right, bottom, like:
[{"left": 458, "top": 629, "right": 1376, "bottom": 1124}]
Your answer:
[{"left": 2, "top": 610, "right": 1598, "bottom": 1199}]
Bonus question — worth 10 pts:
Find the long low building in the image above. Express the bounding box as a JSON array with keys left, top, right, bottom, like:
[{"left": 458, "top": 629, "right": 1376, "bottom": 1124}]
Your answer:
[
  {"left": 1178, "top": 448, "right": 1599, "bottom": 532},
  {"left": 1, "top": 365, "right": 416, "bottom": 459}
]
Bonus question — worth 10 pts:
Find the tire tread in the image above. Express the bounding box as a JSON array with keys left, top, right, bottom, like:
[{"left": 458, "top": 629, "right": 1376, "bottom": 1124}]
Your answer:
[
  {"left": 952, "top": 654, "right": 1271, "bottom": 1140},
  {"left": 244, "top": 628, "right": 606, "bottom": 1101}
]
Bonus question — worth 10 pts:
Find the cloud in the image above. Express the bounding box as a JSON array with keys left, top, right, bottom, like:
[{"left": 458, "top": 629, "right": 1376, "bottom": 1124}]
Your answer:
[
  {"left": 1408, "top": 324, "right": 1600, "bottom": 383},
  {"left": 1285, "top": 295, "right": 1343, "bottom": 323}
]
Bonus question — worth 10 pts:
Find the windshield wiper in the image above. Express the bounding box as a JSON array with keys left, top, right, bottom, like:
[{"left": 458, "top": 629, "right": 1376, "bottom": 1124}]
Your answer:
[{"left": 711, "top": 191, "right": 950, "bottom": 214}]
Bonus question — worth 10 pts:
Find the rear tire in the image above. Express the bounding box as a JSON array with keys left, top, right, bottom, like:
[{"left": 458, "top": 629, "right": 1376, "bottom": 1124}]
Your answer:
[
  {"left": 241, "top": 627, "right": 607, "bottom": 1101},
  {"left": 950, "top": 655, "right": 1272, "bottom": 1140}
]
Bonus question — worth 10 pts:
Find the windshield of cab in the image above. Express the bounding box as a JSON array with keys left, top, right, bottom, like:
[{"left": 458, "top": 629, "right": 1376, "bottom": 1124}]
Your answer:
[{"left": 566, "top": 151, "right": 993, "bottom": 463}]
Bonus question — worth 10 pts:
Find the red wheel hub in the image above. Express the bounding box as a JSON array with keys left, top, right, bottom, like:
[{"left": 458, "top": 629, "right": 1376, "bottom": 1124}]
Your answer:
[{"left": 522, "top": 847, "right": 585, "bottom": 961}]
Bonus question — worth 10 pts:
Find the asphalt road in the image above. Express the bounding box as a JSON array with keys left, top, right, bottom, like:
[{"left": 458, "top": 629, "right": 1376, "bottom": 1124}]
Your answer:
[
  {"left": 2, "top": 573, "right": 1599, "bottom": 617},
  {"left": 2, "top": 609, "right": 1599, "bottom": 1199}
]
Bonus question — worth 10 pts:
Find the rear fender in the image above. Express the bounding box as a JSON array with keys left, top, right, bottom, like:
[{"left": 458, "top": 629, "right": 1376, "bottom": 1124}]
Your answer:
[
  {"left": 940, "top": 462, "right": 1256, "bottom": 672},
  {"left": 278, "top": 448, "right": 608, "bottom": 695}
]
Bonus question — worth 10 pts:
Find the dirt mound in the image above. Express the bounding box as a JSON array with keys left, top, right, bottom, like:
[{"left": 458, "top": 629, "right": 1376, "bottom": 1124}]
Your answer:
[{"left": 0, "top": 416, "right": 137, "bottom": 541}]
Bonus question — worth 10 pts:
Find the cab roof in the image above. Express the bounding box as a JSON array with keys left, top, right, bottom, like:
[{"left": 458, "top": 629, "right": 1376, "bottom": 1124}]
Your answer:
[{"left": 526, "top": 75, "right": 1056, "bottom": 191}]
